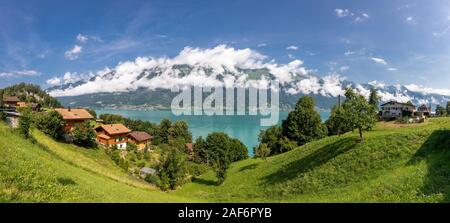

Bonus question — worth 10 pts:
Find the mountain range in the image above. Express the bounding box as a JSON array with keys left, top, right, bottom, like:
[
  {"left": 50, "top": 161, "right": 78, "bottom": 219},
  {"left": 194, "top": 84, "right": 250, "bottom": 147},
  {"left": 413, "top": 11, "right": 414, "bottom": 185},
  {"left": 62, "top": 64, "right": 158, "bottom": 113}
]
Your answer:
[{"left": 46, "top": 46, "right": 450, "bottom": 111}]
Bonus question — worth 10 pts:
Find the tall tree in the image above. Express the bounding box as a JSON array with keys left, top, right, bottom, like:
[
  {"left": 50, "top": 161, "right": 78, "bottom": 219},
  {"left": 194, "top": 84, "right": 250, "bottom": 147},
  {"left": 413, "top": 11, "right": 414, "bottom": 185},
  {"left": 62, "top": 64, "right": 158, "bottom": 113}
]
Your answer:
[
  {"left": 156, "top": 147, "right": 187, "bottom": 190},
  {"left": 169, "top": 120, "right": 192, "bottom": 144},
  {"left": 157, "top": 119, "right": 172, "bottom": 144},
  {"left": 342, "top": 88, "right": 377, "bottom": 139},
  {"left": 447, "top": 102, "right": 450, "bottom": 115},
  {"left": 436, "top": 105, "right": 447, "bottom": 116},
  {"left": 258, "top": 125, "right": 282, "bottom": 154},
  {"left": 368, "top": 88, "right": 380, "bottom": 108},
  {"left": 282, "top": 96, "right": 328, "bottom": 145},
  {"left": 326, "top": 104, "right": 352, "bottom": 136}
]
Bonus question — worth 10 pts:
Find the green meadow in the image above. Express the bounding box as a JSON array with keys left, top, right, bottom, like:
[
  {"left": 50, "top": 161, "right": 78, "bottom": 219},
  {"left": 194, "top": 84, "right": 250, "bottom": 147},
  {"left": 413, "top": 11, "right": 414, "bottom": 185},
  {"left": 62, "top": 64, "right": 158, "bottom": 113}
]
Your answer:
[{"left": 1, "top": 118, "right": 450, "bottom": 202}]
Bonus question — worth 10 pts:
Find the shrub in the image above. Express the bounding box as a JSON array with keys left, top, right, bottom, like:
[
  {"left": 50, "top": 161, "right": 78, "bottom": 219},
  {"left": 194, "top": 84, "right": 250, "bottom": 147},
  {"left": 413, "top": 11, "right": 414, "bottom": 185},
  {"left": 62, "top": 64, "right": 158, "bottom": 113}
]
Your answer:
[
  {"left": 144, "top": 174, "right": 160, "bottom": 185},
  {"left": 33, "top": 110, "right": 65, "bottom": 140},
  {"left": 72, "top": 121, "right": 96, "bottom": 148},
  {"left": 279, "top": 137, "right": 297, "bottom": 153},
  {"left": 156, "top": 147, "right": 188, "bottom": 190},
  {"left": 254, "top": 143, "right": 271, "bottom": 159},
  {"left": 185, "top": 162, "right": 210, "bottom": 177},
  {"left": 18, "top": 113, "right": 32, "bottom": 138},
  {"left": 0, "top": 112, "right": 6, "bottom": 122}
]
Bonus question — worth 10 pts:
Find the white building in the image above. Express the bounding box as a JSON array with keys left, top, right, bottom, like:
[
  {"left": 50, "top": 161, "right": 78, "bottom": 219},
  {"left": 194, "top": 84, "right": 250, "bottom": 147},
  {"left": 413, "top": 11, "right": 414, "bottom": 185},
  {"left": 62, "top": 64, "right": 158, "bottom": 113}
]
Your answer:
[{"left": 380, "top": 101, "right": 416, "bottom": 119}]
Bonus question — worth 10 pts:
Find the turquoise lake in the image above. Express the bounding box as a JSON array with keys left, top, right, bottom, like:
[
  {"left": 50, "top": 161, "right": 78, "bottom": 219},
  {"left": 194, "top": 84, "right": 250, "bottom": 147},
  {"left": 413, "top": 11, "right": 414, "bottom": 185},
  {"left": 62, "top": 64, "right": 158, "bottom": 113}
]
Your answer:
[{"left": 95, "top": 109, "right": 330, "bottom": 155}]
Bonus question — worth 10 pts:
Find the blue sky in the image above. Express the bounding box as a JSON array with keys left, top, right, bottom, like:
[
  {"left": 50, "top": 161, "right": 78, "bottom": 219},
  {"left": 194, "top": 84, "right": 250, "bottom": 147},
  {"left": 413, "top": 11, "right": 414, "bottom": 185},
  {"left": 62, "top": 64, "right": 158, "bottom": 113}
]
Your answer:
[{"left": 1, "top": 0, "right": 450, "bottom": 91}]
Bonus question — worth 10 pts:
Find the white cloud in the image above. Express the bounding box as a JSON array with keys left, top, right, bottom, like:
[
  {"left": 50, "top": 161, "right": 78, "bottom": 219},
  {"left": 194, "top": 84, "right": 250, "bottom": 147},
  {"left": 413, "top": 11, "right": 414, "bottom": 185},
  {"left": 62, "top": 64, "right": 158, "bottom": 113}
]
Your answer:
[
  {"left": 405, "top": 84, "right": 450, "bottom": 96},
  {"left": 336, "top": 9, "right": 369, "bottom": 23},
  {"left": 370, "top": 57, "right": 388, "bottom": 65},
  {"left": 335, "top": 9, "right": 350, "bottom": 17},
  {"left": 64, "top": 45, "right": 82, "bottom": 60},
  {"left": 286, "top": 74, "right": 345, "bottom": 97},
  {"left": 286, "top": 45, "right": 299, "bottom": 50},
  {"left": 377, "top": 91, "right": 412, "bottom": 103},
  {"left": 405, "top": 16, "right": 417, "bottom": 25},
  {"left": 46, "top": 77, "right": 62, "bottom": 85},
  {"left": 387, "top": 67, "right": 398, "bottom": 71},
  {"left": 344, "top": 51, "right": 355, "bottom": 56},
  {"left": 76, "top": 34, "right": 89, "bottom": 43},
  {"left": 49, "top": 45, "right": 312, "bottom": 96},
  {"left": 0, "top": 70, "right": 40, "bottom": 78},
  {"left": 368, "top": 80, "right": 386, "bottom": 88},
  {"left": 257, "top": 43, "right": 267, "bottom": 47}
]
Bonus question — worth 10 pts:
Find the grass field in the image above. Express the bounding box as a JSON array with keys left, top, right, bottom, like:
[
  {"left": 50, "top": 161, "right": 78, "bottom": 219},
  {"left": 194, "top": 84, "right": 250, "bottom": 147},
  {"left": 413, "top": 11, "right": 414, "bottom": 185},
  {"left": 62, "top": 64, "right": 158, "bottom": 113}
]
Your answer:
[
  {"left": 1, "top": 118, "right": 450, "bottom": 202},
  {"left": 0, "top": 123, "right": 199, "bottom": 202}
]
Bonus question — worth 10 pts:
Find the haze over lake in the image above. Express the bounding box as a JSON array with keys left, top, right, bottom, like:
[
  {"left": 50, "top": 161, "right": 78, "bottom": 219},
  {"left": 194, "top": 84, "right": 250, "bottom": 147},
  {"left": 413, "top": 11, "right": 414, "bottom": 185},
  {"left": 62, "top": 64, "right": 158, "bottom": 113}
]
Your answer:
[{"left": 95, "top": 109, "right": 330, "bottom": 155}]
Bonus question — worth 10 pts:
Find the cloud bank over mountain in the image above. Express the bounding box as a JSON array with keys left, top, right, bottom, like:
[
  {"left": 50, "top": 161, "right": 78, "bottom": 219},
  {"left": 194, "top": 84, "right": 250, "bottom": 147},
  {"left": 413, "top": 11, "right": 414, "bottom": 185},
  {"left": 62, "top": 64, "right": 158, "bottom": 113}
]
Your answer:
[{"left": 47, "top": 45, "right": 450, "bottom": 106}]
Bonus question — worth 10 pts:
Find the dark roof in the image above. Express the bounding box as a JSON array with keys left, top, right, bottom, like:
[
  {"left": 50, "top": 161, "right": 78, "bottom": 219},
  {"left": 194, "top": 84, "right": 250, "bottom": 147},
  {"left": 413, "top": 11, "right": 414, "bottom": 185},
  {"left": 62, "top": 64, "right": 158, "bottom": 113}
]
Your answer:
[
  {"left": 140, "top": 167, "right": 156, "bottom": 175},
  {"left": 3, "top": 96, "right": 20, "bottom": 103},
  {"left": 129, "top": 131, "right": 152, "bottom": 142},
  {"left": 380, "top": 101, "right": 415, "bottom": 107}
]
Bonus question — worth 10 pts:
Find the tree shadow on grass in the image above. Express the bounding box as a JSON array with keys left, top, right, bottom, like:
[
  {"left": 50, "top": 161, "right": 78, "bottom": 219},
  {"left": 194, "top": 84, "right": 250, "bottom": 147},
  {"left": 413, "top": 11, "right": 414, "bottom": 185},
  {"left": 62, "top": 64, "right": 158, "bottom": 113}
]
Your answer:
[
  {"left": 191, "top": 177, "right": 219, "bottom": 186},
  {"left": 239, "top": 163, "right": 259, "bottom": 172},
  {"left": 407, "top": 129, "right": 450, "bottom": 202},
  {"left": 262, "top": 137, "right": 358, "bottom": 185}
]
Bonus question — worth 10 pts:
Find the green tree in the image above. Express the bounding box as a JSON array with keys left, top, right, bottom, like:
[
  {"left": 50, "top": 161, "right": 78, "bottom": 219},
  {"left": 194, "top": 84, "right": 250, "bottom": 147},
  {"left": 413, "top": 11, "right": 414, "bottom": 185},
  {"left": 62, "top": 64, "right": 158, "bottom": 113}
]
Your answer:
[
  {"left": 168, "top": 120, "right": 192, "bottom": 144},
  {"left": 215, "top": 160, "right": 228, "bottom": 185},
  {"left": 156, "top": 119, "right": 172, "bottom": 144},
  {"left": 258, "top": 125, "right": 282, "bottom": 154},
  {"left": 254, "top": 143, "right": 270, "bottom": 159},
  {"left": 342, "top": 88, "right": 377, "bottom": 139},
  {"left": 192, "top": 132, "right": 247, "bottom": 184},
  {"left": 282, "top": 96, "right": 328, "bottom": 145},
  {"left": 368, "top": 88, "right": 380, "bottom": 108},
  {"left": 156, "top": 147, "right": 187, "bottom": 190},
  {"left": 33, "top": 110, "right": 65, "bottom": 139},
  {"left": 278, "top": 136, "right": 297, "bottom": 153},
  {"left": 193, "top": 136, "right": 209, "bottom": 164},
  {"left": 228, "top": 138, "right": 248, "bottom": 162},
  {"left": 18, "top": 112, "right": 32, "bottom": 138},
  {"left": 326, "top": 104, "right": 352, "bottom": 136},
  {"left": 436, "top": 105, "right": 447, "bottom": 116},
  {"left": 446, "top": 102, "right": 450, "bottom": 115},
  {"left": 72, "top": 121, "right": 97, "bottom": 148}
]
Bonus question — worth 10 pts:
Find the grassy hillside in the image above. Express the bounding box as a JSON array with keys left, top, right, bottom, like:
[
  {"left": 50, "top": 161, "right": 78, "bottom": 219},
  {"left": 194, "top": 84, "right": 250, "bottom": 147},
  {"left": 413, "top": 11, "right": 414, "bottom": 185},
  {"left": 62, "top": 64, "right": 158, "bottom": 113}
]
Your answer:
[
  {"left": 1, "top": 118, "right": 450, "bottom": 202},
  {"left": 0, "top": 122, "right": 199, "bottom": 202},
  {"left": 174, "top": 118, "right": 450, "bottom": 202}
]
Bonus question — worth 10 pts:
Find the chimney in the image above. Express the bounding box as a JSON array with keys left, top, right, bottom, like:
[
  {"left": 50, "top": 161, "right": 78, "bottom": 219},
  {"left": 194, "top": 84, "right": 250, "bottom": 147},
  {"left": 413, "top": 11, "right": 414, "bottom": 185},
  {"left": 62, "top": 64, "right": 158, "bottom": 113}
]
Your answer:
[{"left": 68, "top": 106, "right": 71, "bottom": 112}]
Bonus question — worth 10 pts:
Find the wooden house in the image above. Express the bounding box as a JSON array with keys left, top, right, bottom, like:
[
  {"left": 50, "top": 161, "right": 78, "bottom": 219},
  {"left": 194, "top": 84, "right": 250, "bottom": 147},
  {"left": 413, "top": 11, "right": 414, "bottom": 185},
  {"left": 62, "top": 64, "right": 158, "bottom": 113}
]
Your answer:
[
  {"left": 2, "top": 96, "right": 20, "bottom": 108},
  {"left": 55, "top": 108, "right": 94, "bottom": 131},
  {"left": 128, "top": 131, "right": 152, "bottom": 150},
  {"left": 95, "top": 124, "right": 131, "bottom": 149},
  {"left": 380, "top": 101, "right": 416, "bottom": 119}
]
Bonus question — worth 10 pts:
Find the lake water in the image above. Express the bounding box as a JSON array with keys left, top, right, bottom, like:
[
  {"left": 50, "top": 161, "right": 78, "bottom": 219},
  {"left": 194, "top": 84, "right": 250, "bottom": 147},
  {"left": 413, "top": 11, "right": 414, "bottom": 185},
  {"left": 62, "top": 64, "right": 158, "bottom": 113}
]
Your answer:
[{"left": 95, "top": 109, "right": 330, "bottom": 155}]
